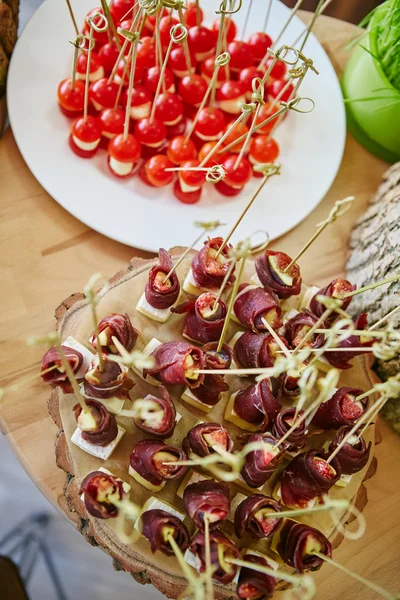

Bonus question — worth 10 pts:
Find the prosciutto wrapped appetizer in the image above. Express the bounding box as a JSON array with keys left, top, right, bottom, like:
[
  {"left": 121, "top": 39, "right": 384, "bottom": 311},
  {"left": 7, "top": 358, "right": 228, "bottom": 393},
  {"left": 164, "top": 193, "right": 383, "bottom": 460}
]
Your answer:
[
  {"left": 74, "top": 399, "right": 118, "bottom": 446},
  {"left": 234, "top": 495, "right": 282, "bottom": 540},
  {"left": 191, "top": 342, "right": 232, "bottom": 407},
  {"left": 277, "top": 520, "right": 332, "bottom": 573},
  {"left": 255, "top": 250, "right": 302, "bottom": 299},
  {"left": 284, "top": 310, "right": 324, "bottom": 349},
  {"left": 328, "top": 426, "right": 372, "bottom": 475},
  {"left": 190, "top": 529, "right": 240, "bottom": 584},
  {"left": 241, "top": 433, "right": 287, "bottom": 489},
  {"left": 272, "top": 408, "right": 308, "bottom": 451},
  {"left": 310, "top": 278, "right": 355, "bottom": 321},
  {"left": 324, "top": 313, "right": 373, "bottom": 370},
  {"left": 89, "top": 313, "right": 138, "bottom": 354},
  {"left": 280, "top": 365, "right": 306, "bottom": 398},
  {"left": 141, "top": 509, "right": 190, "bottom": 555},
  {"left": 234, "top": 332, "right": 287, "bottom": 370},
  {"left": 129, "top": 440, "right": 187, "bottom": 488},
  {"left": 133, "top": 386, "right": 176, "bottom": 439},
  {"left": 191, "top": 237, "right": 234, "bottom": 290},
  {"left": 234, "top": 285, "right": 282, "bottom": 332},
  {"left": 144, "top": 342, "right": 205, "bottom": 389},
  {"left": 80, "top": 470, "right": 125, "bottom": 519},
  {"left": 183, "top": 422, "right": 233, "bottom": 457},
  {"left": 84, "top": 355, "right": 135, "bottom": 400},
  {"left": 172, "top": 293, "right": 227, "bottom": 344},
  {"left": 312, "top": 387, "right": 367, "bottom": 430},
  {"left": 234, "top": 380, "right": 281, "bottom": 431},
  {"left": 237, "top": 553, "right": 277, "bottom": 600},
  {"left": 145, "top": 248, "right": 180, "bottom": 309},
  {"left": 280, "top": 450, "right": 341, "bottom": 508},
  {"left": 41, "top": 345, "right": 84, "bottom": 392},
  {"left": 184, "top": 481, "right": 230, "bottom": 530}
]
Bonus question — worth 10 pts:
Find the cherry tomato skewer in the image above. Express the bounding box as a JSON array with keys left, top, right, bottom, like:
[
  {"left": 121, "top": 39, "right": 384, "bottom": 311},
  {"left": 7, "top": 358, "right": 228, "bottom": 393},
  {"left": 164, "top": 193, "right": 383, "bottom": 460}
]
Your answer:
[
  {"left": 58, "top": 32, "right": 86, "bottom": 118},
  {"left": 167, "top": 136, "right": 198, "bottom": 165},
  {"left": 76, "top": 51, "right": 104, "bottom": 83},
  {"left": 145, "top": 155, "right": 175, "bottom": 187}
]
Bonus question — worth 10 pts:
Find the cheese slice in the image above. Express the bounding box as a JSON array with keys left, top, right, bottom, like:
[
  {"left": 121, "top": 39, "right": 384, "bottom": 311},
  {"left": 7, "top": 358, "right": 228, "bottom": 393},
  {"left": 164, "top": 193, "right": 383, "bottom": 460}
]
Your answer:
[
  {"left": 176, "top": 469, "right": 211, "bottom": 499},
  {"left": 182, "top": 268, "right": 210, "bottom": 297},
  {"left": 250, "top": 273, "right": 262, "bottom": 287},
  {"left": 184, "top": 548, "right": 202, "bottom": 571},
  {"left": 134, "top": 496, "right": 185, "bottom": 533},
  {"left": 225, "top": 391, "right": 260, "bottom": 432},
  {"left": 79, "top": 384, "right": 126, "bottom": 415},
  {"left": 64, "top": 336, "right": 94, "bottom": 378},
  {"left": 128, "top": 464, "right": 165, "bottom": 492},
  {"left": 131, "top": 338, "right": 161, "bottom": 386},
  {"left": 229, "top": 492, "right": 248, "bottom": 521},
  {"left": 71, "top": 425, "right": 125, "bottom": 460},
  {"left": 335, "top": 473, "right": 352, "bottom": 488},
  {"left": 136, "top": 291, "right": 181, "bottom": 323},
  {"left": 299, "top": 285, "right": 320, "bottom": 311},
  {"left": 181, "top": 388, "right": 214, "bottom": 413}
]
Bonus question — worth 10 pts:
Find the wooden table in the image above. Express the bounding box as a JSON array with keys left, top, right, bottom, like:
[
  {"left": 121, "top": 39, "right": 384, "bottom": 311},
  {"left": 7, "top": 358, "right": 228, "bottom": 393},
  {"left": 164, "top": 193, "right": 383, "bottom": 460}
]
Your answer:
[{"left": 1, "top": 12, "right": 399, "bottom": 600}]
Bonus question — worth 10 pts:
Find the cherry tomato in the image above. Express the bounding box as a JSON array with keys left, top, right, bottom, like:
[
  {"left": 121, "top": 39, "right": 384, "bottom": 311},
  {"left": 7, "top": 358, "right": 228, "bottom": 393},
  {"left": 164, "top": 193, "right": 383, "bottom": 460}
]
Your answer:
[
  {"left": 89, "top": 78, "right": 119, "bottom": 111},
  {"left": 144, "top": 66, "right": 175, "bottom": 94},
  {"left": 222, "top": 154, "right": 252, "bottom": 188},
  {"left": 145, "top": 154, "right": 174, "bottom": 187},
  {"left": 166, "top": 114, "right": 187, "bottom": 139},
  {"left": 99, "top": 107, "right": 125, "bottom": 138},
  {"left": 115, "top": 57, "right": 144, "bottom": 87},
  {"left": 254, "top": 102, "right": 280, "bottom": 134},
  {"left": 211, "top": 17, "right": 237, "bottom": 44},
  {"left": 268, "top": 79, "right": 294, "bottom": 103},
  {"left": 167, "top": 136, "right": 197, "bottom": 165},
  {"left": 228, "top": 41, "right": 255, "bottom": 72},
  {"left": 200, "top": 55, "right": 229, "bottom": 88},
  {"left": 76, "top": 51, "right": 104, "bottom": 83},
  {"left": 248, "top": 32, "right": 273, "bottom": 62},
  {"left": 70, "top": 115, "right": 102, "bottom": 158},
  {"left": 215, "top": 179, "right": 242, "bottom": 197},
  {"left": 179, "top": 159, "right": 206, "bottom": 188},
  {"left": 216, "top": 80, "right": 247, "bottom": 114},
  {"left": 109, "top": 0, "right": 135, "bottom": 24},
  {"left": 178, "top": 74, "right": 208, "bottom": 106},
  {"left": 136, "top": 37, "right": 156, "bottom": 70},
  {"left": 222, "top": 121, "right": 249, "bottom": 153},
  {"left": 198, "top": 141, "right": 218, "bottom": 167},
  {"left": 83, "top": 8, "right": 109, "bottom": 44},
  {"left": 117, "top": 19, "right": 133, "bottom": 45},
  {"left": 97, "top": 43, "right": 121, "bottom": 76},
  {"left": 154, "top": 93, "right": 183, "bottom": 126},
  {"left": 159, "top": 15, "right": 180, "bottom": 49},
  {"left": 249, "top": 135, "right": 280, "bottom": 163},
  {"left": 134, "top": 117, "right": 167, "bottom": 147},
  {"left": 173, "top": 178, "right": 202, "bottom": 204},
  {"left": 195, "top": 107, "right": 225, "bottom": 140},
  {"left": 122, "top": 85, "right": 153, "bottom": 119},
  {"left": 188, "top": 25, "right": 215, "bottom": 61},
  {"left": 186, "top": 2, "right": 204, "bottom": 27},
  {"left": 57, "top": 79, "right": 85, "bottom": 118},
  {"left": 266, "top": 57, "right": 287, "bottom": 80},
  {"left": 239, "top": 66, "right": 263, "bottom": 96},
  {"left": 169, "top": 46, "right": 196, "bottom": 78},
  {"left": 108, "top": 133, "right": 141, "bottom": 177}
]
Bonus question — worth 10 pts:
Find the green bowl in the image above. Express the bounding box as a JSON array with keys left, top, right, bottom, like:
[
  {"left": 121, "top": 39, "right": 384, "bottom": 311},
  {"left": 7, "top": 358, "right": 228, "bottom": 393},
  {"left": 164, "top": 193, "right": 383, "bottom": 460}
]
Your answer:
[{"left": 342, "top": 8, "right": 400, "bottom": 162}]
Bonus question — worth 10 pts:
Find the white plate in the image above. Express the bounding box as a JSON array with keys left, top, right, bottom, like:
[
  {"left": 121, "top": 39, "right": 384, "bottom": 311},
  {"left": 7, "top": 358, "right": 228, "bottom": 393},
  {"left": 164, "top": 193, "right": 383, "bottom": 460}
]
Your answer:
[{"left": 8, "top": 0, "right": 345, "bottom": 252}]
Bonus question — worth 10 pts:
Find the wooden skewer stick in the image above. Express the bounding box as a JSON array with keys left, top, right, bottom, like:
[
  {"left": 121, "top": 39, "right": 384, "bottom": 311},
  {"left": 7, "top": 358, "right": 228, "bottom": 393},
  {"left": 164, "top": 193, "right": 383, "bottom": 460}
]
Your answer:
[
  {"left": 65, "top": 0, "right": 79, "bottom": 36},
  {"left": 215, "top": 164, "right": 281, "bottom": 260},
  {"left": 195, "top": 0, "right": 201, "bottom": 27},
  {"left": 162, "top": 220, "right": 224, "bottom": 284},
  {"left": 166, "top": 534, "right": 207, "bottom": 600},
  {"left": 120, "top": 29, "right": 141, "bottom": 140},
  {"left": 100, "top": 0, "right": 122, "bottom": 50},
  {"left": 294, "top": 0, "right": 331, "bottom": 52},
  {"left": 263, "top": 0, "right": 273, "bottom": 33},
  {"left": 83, "top": 21, "right": 96, "bottom": 122},
  {"left": 216, "top": 255, "right": 247, "bottom": 353},
  {"left": 263, "top": 497, "right": 349, "bottom": 520},
  {"left": 370, "top": 304, "right": 400, "bottom": 331},
  {"left": 233, "top": 78, "right": 264, "bottom": 170},
  {"left": 70, "top": 34, "right": 84, "bottom": 91},
  {"left": 204, "top": 516, "right": 214, "bottom": 600},
  {"left": 284, "top": 197, "right": 355, "bottom": 272},
  {"left": 84, "top": 273, "right": 107, "bottom": 372},
  {"left": 261, "top": 318, "right": 290, "bottom": 357},
  {"left": 108, "top": 9, "right": 143, "bottom": 84},
  {"left": 343, "top": 275, "right": 400, "bottom": 299},
  {"left": 314, "top": 553, "right": 397, "bottom": 600},
  {"left": 241, "top": 0, "right": 254, "bottom": 40},
  {"left": 176, "top": 2, "right": 194, "bottom": 83},
  {"left": 0, "top": 364, "right": 62, "bottom": 401},
  {"left": 150, "top": 24, "right": 188, "bottom": 123},
  {"left": 259, "top": 0, "right": 306, "bottom": 69}
]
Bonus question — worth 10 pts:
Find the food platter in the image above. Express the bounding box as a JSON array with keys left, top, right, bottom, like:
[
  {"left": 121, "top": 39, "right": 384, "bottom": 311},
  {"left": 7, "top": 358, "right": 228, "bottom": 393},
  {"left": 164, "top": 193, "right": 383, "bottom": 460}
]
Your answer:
[{"left": 7, "top": 0, "right": 346, "bottom": 251}]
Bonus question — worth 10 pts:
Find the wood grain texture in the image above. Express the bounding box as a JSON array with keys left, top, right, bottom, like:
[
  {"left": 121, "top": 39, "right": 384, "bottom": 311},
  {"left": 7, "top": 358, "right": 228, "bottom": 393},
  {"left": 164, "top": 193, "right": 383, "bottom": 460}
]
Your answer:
[{"left": 0, "top": 12, "right": 399, "bottom": 600}]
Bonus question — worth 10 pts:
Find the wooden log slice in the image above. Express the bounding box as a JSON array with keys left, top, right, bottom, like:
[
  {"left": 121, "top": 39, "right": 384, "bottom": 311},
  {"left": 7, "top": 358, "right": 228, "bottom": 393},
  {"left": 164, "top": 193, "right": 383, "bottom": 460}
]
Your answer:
[{"left": 48, "top": 249, "right": 377, "bottom": 599}]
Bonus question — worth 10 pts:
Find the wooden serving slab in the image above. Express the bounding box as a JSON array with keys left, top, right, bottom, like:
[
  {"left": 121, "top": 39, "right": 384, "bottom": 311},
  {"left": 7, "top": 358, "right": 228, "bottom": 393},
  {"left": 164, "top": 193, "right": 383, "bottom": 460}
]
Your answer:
[{"left": 47, "top": 250, "right": 377, "bottom": 599}]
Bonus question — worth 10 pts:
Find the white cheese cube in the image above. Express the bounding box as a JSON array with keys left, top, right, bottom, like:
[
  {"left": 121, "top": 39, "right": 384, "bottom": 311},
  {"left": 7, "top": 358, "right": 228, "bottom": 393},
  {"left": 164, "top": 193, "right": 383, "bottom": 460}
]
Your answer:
[
  {"left": 250, "top": 273, "right": 262, "bottom": 287},
  {"left": 128, "top": 465, "right": 165, "bottom": 492},
  {"left": 183, "top": 268, "right": 209, "bottom": 297},
  {"left": 131, "top": 338, "right": 161, "bottom": 386},
  {"left": 136, "top": 291, "right": 181, "bottom": 323},
  {"left": 134, "top": 496, "right": 185, "bottom": 533},
  {"left": 282, "top": 308, "right": 300, "bottom": 324},
  {"left": 229, "top": 493, "right": 248, "bottom": 521},
  {"left": 299, "top": 285, "right": 320, "bottom": 311},
  {"left": 335, "top": 473, "right": 352, "bottom": 487},
  {"left": 71, "top": 425, "right": 125, "bottom": 460},
  {"left": 181, "top": 388, "right": 214, "bottom": 413},
  {"left": 64, "top": 336, "right": 94, "bottom": 378},
  {"left": 184, "top": 548, "right": 202, "bottom": 571},
  {"left": 80, "top": 385, "right": 126, "bottom": 414},
  {"left": 225, "top": 391, "right": 260, "bottom": 432}
]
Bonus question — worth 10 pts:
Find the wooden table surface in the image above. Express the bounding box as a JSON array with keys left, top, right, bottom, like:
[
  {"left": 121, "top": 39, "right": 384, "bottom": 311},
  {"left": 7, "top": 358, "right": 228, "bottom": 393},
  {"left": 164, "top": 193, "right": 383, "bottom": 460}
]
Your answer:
[{"left": 1, "top": 11, "right": 399, "bottom": 600}]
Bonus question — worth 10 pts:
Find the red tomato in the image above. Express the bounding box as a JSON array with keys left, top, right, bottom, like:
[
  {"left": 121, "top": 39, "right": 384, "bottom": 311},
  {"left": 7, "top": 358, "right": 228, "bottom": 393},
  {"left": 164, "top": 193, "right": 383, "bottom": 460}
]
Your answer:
[
  {"left": 217, "top": 80, "right": 247, "bottom": 114},
  {"left": 136, "top": 37, "right": 156, "bottom": 70},
  {"left": 109, "top": 0, "right": 135, "bottom": 24},
  {"left": 211, "top": 17, "right": 237, "bottom": 44},
  {"left": 185, "top": 2, "right": 204, "bottom": 27},
  {"left": 76, "top": 52, "right": 104, "bottom": 81},
  {"left": 167, "top": 136, "right": 197, "bottom": 165},
  {"left": 115, "top": 57, "right": 144, "bottom": 87},
  {"left": 222, "top": 154, "right": 252, "bottom": 188},
  {"left": 122, "top": 85, "right": 152, "bottom": 119},
  {"left": 99, "top": 107, "right": 125, "bottom": 137},
  {"left": 265, "top": 57, "right": 287, "bottom": 80},
  {"left": 178, "top": 74, "right": 207, "bottom": 106},
  {"left": 268, "top": 79, "right": 294, "bottom": 103},
  {"left": 179, "top": 159, "right": 206, "bottom": 187},
  {"left": 250, "top": 136, "right": 280, "bottom": 163},
  {"left": 169, "top": 46, "right": 196, "bottom": 78},
  {"left": 144, "top": 66, "right": 174, "bottom": 94},
  {"left": 188, "top": 26, "right": 215, "bottom": 60},
  {"left": 200, "top": 55, "right": 229, "bottom": 88},
  {"left": 215, "top": 179, "right": 242, "bottom": 197},
  {"left": 173, "top": 178, "right": 202, "bottom": 204},
  {"left": 134, "top": 117, "right": 167, "bottom": 147},
  {"left": 97, "top": 43, "right": 120, "bottom": 75},
  {"left": 198, "top": 141, "right": 218, "bottom": 167},
  {"left": 89, "top": 78, "right": 119, "bottom": 110},
  {"left": 255, "top": 102, "right": 280, "bottom": 134},
  {"left": 195, "top": 107, "right": 225, "bottom": 140},
  {"left": 228, "top": 41, "right": 255, "bottom": 72},
  {"left": 248, "top": 32, "right": 273, "bottom": 62},
  {"left": 69, "top": 115, "right": 102, "bottom": 158},
  {"left": 108, "top": 133, "right": 141, "bottom": 161},
  {"left": 145, "top": 155, "right": 174, "bottom": 187},
  {"left": 239, "top": 66, "right": 263, "bottom": 94},
  {"left": 57, "top": 79, "right": 85, "bottom": 118},
  {"left": 159, "top": 15, "right": 180, "bottom": 49},
  {"left": 83, "top": 8, "right": 108, "bottom": 44},
  {"left": 155, "top": 93, "right": 184, "bottom": 125},
  {"left": 166, "top": 115, "right": 187, "bottom": 139},
  {"left": 222, "top": 121, "right": 249, "bottom": 153}
]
